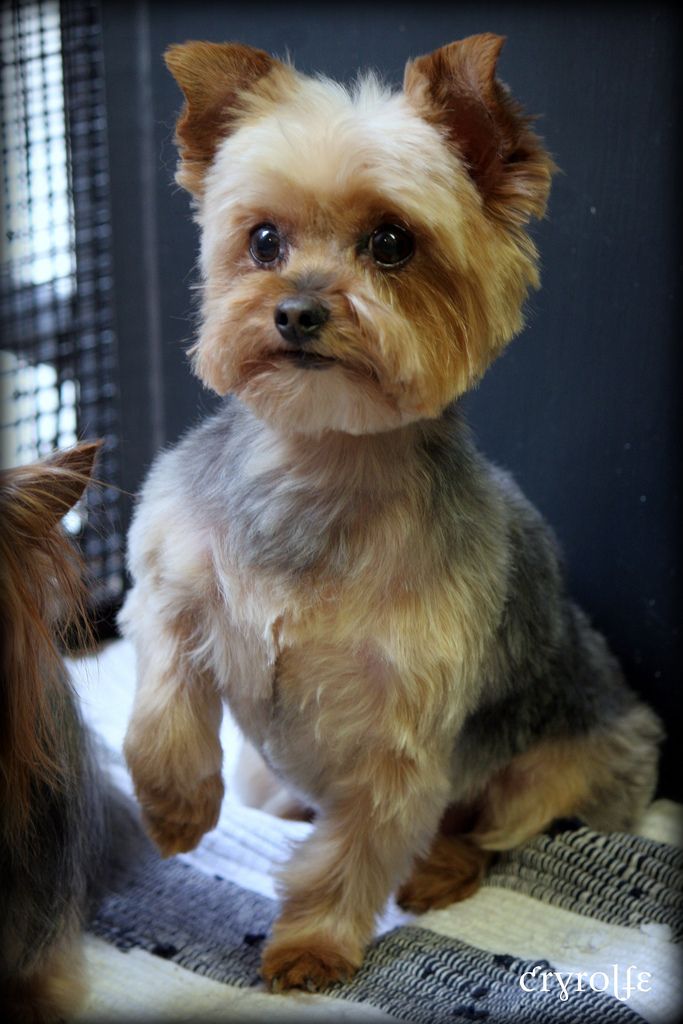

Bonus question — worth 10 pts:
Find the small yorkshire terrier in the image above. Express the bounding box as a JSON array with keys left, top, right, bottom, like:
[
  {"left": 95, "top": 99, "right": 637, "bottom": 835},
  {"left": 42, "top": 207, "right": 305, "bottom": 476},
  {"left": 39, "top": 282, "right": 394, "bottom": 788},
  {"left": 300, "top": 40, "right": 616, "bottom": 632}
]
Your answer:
[
  {"left": 121, "top": 35, "right": 663, "bottom": 991},
  {"left": 0, "top": 443, "right": 106, "bottom": 1021}
]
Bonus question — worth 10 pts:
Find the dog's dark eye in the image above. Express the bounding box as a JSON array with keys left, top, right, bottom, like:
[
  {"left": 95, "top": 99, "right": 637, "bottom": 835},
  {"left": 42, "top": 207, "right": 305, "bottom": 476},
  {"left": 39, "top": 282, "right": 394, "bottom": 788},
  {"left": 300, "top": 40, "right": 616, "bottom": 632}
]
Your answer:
[
  {"left": 250, "top": 224, "right": 282, "bottom": 265},
  {"left": 369, "top": 224, "right": 414, "bottom": 268}
]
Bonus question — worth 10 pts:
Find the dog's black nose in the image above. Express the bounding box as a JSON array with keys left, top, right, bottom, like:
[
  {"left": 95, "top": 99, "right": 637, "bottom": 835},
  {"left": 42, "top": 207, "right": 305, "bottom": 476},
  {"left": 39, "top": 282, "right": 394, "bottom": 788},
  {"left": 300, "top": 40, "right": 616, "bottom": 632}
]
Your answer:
[{"left": 274, "top": 296, "right": 329, "bottom": 344}]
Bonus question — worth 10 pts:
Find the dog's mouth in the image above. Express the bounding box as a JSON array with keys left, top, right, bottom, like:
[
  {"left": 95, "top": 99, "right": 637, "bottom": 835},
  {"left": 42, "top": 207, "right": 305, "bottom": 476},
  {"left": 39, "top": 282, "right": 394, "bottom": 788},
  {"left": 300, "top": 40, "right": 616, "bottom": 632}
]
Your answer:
[{"left": 278, "top": 348, "right": 337, "bottom": 370}]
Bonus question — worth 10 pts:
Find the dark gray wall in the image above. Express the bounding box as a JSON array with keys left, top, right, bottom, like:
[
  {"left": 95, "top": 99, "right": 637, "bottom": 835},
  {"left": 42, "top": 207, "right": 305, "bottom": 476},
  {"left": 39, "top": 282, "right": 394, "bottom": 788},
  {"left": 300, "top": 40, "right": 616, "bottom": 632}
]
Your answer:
[{"left": 101, "top": 2, "right": 681, "bottom": 798}]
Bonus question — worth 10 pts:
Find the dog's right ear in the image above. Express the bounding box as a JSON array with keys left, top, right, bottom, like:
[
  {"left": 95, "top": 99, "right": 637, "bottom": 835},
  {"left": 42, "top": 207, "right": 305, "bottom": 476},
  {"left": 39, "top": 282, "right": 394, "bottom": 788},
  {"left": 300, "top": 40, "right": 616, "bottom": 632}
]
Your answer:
[{"left": 165, "top": 42, "right": 293, "bottom": 198}]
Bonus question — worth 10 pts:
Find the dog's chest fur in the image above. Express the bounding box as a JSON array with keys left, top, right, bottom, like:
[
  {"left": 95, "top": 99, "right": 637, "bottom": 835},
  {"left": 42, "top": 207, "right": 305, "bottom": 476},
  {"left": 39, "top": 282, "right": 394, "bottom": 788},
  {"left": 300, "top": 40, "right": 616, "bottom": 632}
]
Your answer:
[{"left": 131, "top": 399, "right": 510, "bottom": 780}]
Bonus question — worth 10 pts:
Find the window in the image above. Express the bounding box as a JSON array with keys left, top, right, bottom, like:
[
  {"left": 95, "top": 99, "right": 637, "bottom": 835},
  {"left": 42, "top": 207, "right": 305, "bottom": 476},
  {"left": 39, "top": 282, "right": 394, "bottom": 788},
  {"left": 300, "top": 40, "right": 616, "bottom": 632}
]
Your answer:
[{"left": 1, "top": 0, "right": 123, "bottom": 614}]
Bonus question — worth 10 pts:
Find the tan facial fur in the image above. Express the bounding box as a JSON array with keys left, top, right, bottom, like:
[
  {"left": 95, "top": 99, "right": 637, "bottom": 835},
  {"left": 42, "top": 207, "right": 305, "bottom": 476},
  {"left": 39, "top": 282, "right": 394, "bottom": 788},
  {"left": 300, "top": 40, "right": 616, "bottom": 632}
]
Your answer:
[{"left": 168, "top": 35, "right": 553, "bottom": 435}]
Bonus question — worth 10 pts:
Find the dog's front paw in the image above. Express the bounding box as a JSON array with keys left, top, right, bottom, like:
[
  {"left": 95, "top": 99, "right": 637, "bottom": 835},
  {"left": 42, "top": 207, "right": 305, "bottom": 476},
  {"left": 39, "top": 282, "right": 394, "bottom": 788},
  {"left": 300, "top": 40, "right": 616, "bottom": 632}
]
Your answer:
[
  {"left": 135, "top": 772, "right": 224, "bottom": 857},
  {"left": 261, "top": 936, "right": 360, "bottom": 992}
]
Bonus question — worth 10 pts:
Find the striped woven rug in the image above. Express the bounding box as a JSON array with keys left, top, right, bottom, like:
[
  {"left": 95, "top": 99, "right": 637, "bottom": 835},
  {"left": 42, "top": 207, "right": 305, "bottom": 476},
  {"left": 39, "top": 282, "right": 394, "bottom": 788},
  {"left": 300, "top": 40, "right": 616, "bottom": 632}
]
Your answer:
[{"left": 88, "top": 811, "right": 681, "bottom": 1024}]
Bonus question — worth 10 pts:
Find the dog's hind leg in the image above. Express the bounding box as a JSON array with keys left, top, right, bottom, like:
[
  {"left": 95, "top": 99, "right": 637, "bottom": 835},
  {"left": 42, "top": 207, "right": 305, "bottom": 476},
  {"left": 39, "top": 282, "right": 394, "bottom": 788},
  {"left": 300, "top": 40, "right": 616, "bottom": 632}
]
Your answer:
[
  {"left": 397, "top": 702, "right": 662, "bottom": 914},
  {"left": 396, "top": 833, "right": 492, "bottom": 912},
  {"left": 471, "top": 703, "right": 662, "bottom": 852}
]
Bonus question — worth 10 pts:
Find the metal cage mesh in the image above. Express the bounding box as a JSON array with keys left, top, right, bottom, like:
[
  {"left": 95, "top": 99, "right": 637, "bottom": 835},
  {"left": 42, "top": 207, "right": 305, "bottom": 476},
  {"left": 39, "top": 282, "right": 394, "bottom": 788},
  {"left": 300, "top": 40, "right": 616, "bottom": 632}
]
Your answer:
[{"left": 1, "top": 0, "right": 123, "bottom": 616}]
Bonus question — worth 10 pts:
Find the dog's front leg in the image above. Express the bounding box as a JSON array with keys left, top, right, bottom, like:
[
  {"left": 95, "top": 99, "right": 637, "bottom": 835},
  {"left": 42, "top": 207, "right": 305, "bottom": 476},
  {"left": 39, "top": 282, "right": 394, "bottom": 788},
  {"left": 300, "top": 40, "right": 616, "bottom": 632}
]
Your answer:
[
  {"left": 123, "top": 596, "right": 224, "bottom": 857},
  {"left": 261, "top": 755, "right": 449, "bottom": 991}
]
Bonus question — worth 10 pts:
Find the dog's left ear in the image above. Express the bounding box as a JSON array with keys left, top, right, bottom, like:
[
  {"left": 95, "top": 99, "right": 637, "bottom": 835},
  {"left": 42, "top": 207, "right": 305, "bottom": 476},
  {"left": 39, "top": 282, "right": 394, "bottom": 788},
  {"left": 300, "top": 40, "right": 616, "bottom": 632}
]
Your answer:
[
  {"left": 43, "top": 442, "right": 101, "bottom": 519},
  {"left": 165, "top": 41, "right": 295, "bottom": 198},
  {"left": 0, "top": 441, "right": 102, "bottom": 537},
  {"left": 404, "top": 34, "right": 555, "bottom": 227}
]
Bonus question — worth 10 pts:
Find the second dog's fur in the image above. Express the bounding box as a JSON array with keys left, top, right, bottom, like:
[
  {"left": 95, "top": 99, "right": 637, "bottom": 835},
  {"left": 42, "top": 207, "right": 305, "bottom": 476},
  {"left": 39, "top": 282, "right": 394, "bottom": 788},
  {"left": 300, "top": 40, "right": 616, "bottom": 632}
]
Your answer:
[
  {"left": 121, "top": 35, "right": 662, "bottom": 991},
  {"left": 1, "top": 444, "right": 104, "bottom": 1020}
]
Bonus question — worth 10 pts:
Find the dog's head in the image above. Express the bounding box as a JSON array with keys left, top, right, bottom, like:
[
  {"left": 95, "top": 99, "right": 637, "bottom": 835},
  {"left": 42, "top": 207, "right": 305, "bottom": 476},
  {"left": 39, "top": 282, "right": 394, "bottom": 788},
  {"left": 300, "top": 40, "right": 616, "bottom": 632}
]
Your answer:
[{"left": 166, "top": 36, "right": 554, "bottom": 435}]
